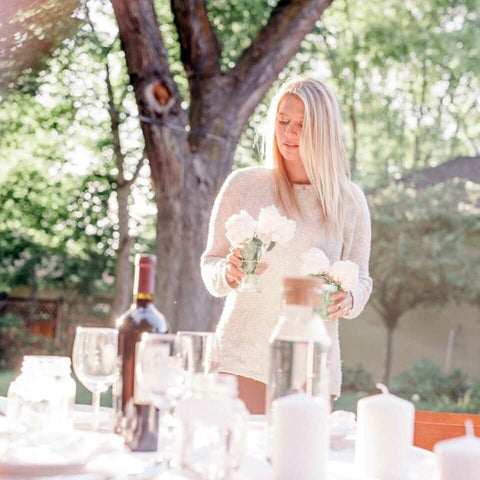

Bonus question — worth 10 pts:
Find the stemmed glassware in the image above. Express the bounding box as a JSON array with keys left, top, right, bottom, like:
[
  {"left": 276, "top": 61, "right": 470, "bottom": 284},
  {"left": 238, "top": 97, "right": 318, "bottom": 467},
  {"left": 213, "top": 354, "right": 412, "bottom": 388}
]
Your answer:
[
  {"left": 176, "top": 331, "right": 219, "bottom": 374},
  {"left": 136, "top": 333, "right": 192, "bottom": 462},
  {"left": 72, "top": 327, "right": 118, "bottom": 430}
]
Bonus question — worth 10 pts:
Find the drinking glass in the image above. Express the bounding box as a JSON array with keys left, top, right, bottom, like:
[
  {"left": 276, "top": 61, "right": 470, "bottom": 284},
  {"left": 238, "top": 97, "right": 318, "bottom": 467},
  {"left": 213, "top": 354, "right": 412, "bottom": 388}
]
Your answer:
[
  {"left": 176, "top": 331, "right": 219, "bottom": 374},
  {"left": 72, "top": 327, "right": 118, "bottom": 430},
  {"left": 136, "top": 333, "right": 192, "bottom": 461}
]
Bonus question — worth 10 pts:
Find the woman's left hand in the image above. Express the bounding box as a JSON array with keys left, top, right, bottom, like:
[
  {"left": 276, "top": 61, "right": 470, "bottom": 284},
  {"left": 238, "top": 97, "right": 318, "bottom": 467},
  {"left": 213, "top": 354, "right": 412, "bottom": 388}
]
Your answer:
[{"left": 327, "top": 291, "right": 354, "bottom": 321}]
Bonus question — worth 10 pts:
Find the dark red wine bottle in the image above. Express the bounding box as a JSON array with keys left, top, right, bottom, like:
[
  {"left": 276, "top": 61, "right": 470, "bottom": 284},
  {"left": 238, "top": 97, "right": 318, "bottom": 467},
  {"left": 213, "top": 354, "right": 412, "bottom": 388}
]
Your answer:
[{"left": 114, "top": 254, "right": 169, "bottom": 451}]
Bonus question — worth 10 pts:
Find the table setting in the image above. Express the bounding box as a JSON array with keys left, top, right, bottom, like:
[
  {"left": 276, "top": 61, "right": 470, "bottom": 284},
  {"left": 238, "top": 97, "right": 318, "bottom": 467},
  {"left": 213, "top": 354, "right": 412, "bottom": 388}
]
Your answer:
[
  {"left": 0, "top": 391, "right": 440, "bottom": 480},
  {"left": 0, "top": 270, "right": 479, "bottom": 480}
]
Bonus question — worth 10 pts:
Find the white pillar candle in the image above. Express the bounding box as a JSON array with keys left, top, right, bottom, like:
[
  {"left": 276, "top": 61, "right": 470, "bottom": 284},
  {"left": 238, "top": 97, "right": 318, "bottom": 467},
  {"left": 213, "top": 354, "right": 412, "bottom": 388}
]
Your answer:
[
  {"left": 272, "top": 392, "right": 329, "bottom": 480},
  {"left": 434, "top": 420, "right": 480, "bottom": 480},
  {"left": 355, "top": 384, "right": 415, "bottom": 480}
]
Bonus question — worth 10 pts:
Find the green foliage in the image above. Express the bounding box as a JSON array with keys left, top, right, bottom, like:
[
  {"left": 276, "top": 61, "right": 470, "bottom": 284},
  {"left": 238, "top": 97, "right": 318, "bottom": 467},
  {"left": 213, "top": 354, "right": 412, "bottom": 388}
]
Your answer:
[
  {"left": 0, "top": 164, "right": 116, "bottom": 295},
  {"left": 341, "top": 363, "right": 376, "bottom": 393},
  {"left": 369, "top": 180, "right": 480, "bottom": 329},
  {"left": 233, "top": 0, "right": 480, "bottom": 179},
  {"left": 0, "top": 317, "right": 56, "bottom": 370},
  {"left": 0, "top": 313, "right": 23, "bottom": 328},
  {"left": 0, "top": 1, "right": 152, "bottom": 298},
  {"left": 333, "top": 391, "right": 369, "bottom": 413},
  {"left": 389, "top": 359, "right": 480, "bottom": 414},
  {"left": 206, "top": 0, "right": 272, "bottom": 72},
  {"left": 368, "top": 179, "right": 480, "bottom": 383},
  {"left": 312, "top": 0, "right": 480, "bottom": 185}
]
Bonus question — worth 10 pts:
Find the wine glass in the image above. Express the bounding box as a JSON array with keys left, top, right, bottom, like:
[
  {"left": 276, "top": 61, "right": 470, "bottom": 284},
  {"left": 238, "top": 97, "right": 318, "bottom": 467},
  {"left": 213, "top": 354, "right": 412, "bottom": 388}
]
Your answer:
[
  {"left": 72, "top": 327, "right": 118, "bottom": 430},
  {"left": 176, "top": 331, "right": 219, "bottom": 374},
  {"left": 136, "top": 333, "right": 192, "bottom": 461}
]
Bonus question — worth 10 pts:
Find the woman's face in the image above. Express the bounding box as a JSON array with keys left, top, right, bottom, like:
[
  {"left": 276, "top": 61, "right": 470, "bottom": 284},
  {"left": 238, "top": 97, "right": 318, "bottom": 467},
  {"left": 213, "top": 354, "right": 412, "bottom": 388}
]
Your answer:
[{"left": 275, "top": 93, "right": 305, "bottom": 167}]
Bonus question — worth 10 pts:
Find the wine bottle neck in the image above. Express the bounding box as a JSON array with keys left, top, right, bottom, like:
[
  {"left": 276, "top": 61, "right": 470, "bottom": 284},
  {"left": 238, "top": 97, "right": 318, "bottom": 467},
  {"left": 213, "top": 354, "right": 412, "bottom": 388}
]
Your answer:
[
  {"left": 133, "top": 256, "right": 156, "bottom": 300},
  {"left": 135, "top": 294, "right": 154, "bottom": 307}
]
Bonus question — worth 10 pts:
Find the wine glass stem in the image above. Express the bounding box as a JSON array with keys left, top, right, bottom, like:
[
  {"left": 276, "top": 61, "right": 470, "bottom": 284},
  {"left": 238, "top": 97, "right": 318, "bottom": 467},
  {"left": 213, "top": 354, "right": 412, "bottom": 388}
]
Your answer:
[{"left": 92, "top": 391, "right": 101, "bottom": 430}]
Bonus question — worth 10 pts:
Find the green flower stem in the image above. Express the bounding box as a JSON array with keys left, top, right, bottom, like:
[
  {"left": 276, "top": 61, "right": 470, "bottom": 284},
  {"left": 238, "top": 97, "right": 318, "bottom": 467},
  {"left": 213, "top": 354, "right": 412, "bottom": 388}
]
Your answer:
[{"left": 240, "top": 238, "right": 264, "bottom": 274}]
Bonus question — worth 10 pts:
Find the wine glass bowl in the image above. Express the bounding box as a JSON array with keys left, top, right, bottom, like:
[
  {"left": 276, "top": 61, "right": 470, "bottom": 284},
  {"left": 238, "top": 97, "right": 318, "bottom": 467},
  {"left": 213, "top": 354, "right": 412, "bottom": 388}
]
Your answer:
[
  {"left": 176, "top": 331, "right": 219, "bottom": 374},
  {"left": 72, "top": 327, "right": 118, "bottom": 430},
  {"left": 136, "top": 333, "right": 192, "bottom": 462},
  {"left": 136, "top": 333, "right": 191, "bottom": 407}
]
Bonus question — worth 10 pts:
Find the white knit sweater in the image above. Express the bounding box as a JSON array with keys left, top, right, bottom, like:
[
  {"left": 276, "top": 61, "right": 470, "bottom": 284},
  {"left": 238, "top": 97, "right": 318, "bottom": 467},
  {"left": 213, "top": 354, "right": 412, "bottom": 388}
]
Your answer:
[{"left": 200, "top": 166, "right": 373, "bottom": 396}]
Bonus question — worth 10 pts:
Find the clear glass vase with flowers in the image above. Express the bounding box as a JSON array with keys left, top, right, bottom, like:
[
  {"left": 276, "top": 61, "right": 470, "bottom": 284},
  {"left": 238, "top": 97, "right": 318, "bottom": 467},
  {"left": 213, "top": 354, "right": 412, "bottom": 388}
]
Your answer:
[
  {"left": 300, "top": 247, "right": 359, "bottom": 320},
  {"left": 225, "top": 205, "right": 296, "bottom": 292}
]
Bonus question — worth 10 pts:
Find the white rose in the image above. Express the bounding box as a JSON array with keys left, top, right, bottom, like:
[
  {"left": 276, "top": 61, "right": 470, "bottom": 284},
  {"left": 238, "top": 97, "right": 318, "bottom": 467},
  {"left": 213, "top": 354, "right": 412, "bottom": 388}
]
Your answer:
[
  {"left": 225, "top": 210, "right": 256, "bottom": 246},
  {"left": 327, "top": 260, "right": 359, "bottom": 291},
  {"left": 300, "top": 248, "right": 330, "bottom": 276},
  {"left": 257, "top": 205, "right": 296, "bottom": 245}
]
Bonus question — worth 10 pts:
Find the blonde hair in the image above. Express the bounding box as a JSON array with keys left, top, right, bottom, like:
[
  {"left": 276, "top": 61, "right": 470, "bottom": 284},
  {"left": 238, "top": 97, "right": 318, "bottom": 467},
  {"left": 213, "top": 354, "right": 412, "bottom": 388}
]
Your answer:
[{"left": 259, "top": 77, "right": 355, "bottom": 233}]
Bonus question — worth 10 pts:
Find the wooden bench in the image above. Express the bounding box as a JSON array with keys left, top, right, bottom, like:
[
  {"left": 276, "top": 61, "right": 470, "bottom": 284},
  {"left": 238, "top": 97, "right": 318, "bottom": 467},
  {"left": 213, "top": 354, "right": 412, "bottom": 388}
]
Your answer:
[{"left": 414, "top": 410, "right": 480, "bottom": 451}]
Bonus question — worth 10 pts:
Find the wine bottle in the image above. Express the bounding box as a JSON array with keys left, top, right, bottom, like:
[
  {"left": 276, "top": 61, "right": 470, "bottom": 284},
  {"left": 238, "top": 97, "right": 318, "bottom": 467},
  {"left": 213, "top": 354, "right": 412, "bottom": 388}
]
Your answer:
[{"left": 114, "top": 254, "right": 169, "bottom": 451}]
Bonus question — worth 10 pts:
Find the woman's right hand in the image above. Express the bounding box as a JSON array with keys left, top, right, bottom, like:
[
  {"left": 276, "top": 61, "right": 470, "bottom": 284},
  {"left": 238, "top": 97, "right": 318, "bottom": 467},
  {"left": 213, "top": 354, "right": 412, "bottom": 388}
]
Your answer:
[{"left": 225, "top": 248, "right": 245, "bottom": 288}]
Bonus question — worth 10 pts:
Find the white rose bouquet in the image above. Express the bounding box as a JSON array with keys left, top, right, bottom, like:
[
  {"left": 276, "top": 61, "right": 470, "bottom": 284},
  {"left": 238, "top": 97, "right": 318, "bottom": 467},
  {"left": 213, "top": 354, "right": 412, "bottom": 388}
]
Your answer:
[
  {"left": 300, "top": 247, "right": 359, "bottom": 320},
  {"left": 225, "top": 205, "right": 296, "bottom": 292}
]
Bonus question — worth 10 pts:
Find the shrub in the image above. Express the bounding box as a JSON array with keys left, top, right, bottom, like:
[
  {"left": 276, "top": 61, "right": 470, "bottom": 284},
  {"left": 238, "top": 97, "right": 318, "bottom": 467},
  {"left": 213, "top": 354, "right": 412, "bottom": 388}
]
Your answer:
[
  {"left": 0, "top": 314, "right": 71, "bottom": 370},
  {"left": 342, "top": 363, "right": 376, "bottom": 393},
  {"left": 389, "top": 359, "right": 480, "bottom": 414}
]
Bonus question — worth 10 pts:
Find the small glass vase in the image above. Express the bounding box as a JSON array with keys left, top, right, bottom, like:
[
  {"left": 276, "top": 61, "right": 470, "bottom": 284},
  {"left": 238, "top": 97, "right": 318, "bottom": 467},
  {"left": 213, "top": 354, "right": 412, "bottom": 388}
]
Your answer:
[
  {"left": 239, "top": 260, "right": 262, "bottom": 293},
  {"left": 240, "top": 271, "right": 261, "bottom": 293},
  {"left": 318, "top": 282, "right": 339, "bottom": 321},
  {"left": 238, "top": 241, "right": 265, "bottom": 293}
]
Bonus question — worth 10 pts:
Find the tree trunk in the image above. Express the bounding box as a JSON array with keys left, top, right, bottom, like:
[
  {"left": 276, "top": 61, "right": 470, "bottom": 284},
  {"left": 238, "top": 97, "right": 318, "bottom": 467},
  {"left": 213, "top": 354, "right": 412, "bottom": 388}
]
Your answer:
[
  {"left": 103, "top": 55, "right": 135, "bottom": 321},
  {"left": 382, "top": 322, "right": 395, "bottom": 385},
  {"left": 112, "top": 181, "right": 132, "bottom": 319}
]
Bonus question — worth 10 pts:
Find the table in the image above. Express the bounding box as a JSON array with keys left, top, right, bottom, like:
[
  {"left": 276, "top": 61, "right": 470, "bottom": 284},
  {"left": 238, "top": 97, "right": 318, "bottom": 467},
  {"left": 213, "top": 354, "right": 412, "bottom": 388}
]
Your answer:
[{"left": 0, "top": 398, "right": 438, "bottom": 479}]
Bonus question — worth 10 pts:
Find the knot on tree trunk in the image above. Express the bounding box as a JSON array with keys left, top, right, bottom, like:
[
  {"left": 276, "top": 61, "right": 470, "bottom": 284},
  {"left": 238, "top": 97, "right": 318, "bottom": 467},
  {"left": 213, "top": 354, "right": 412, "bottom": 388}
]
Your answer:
[{"left": 145, "top": 81, "right": 175, "bottom": 114}]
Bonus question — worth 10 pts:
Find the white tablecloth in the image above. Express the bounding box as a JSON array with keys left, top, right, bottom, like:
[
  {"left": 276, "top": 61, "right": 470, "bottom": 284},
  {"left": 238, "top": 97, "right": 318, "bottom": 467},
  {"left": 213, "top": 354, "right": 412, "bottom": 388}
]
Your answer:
[{"left": 0, "top": 398, "right": 438, "bottom": 479}]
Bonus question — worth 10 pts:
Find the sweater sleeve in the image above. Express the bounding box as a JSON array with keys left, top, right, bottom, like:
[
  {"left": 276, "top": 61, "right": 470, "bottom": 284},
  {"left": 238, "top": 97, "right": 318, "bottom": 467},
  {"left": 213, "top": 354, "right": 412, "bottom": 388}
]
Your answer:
[
  {"left": 343, "top": 185, "right": 373, "bottom": 319},
  {"left": 200, "top": 170, "right": 242, "bottom": 298}
]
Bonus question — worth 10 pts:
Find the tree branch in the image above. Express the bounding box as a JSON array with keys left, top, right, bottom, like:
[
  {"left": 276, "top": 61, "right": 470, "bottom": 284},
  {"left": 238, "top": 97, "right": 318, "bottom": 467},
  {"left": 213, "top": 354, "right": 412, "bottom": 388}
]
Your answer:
[
  {"left": 105, "top": 58, "right": 126, "bottom": 183},
  {"left": 111, "top": 0, "right": 190, "bottom": 196},
  {"left": 170, "top": 0, "right": 221, "bottom": 84},
  {"left": 125, "top": 153, "right": 147, "bottom": 188},
  {"left": 370, "top": 299, "right": 386, "bottom": 319},
  {"left": 86, "top": 1, "right": 127, "bottom": 184},
  {"left": 224, "top": 0, "right": 333, "bottom": 125},
  {"left": 110, "top": 0, "right": 183, "bottom": 117}
]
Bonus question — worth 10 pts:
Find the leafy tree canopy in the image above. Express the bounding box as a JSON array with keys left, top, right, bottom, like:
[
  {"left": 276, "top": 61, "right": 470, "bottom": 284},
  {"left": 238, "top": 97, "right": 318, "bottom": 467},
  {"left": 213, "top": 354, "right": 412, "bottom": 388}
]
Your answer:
[{"left": 0, "top": 164, "right": 116, "bottom": 294}]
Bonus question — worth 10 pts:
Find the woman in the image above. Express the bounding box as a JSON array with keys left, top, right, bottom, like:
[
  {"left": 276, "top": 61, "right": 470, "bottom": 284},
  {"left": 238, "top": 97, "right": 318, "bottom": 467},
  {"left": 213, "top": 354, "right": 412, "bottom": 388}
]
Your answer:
[{"left": 201, "top": 77, "right": 372, "bottom": 412}]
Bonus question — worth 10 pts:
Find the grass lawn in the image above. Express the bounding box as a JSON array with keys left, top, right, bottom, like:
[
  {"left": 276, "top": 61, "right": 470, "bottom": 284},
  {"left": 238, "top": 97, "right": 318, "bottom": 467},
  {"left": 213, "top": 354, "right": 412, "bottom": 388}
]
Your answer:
[{"left": 0, "top": 369, "right": 112, "bottom": 407}]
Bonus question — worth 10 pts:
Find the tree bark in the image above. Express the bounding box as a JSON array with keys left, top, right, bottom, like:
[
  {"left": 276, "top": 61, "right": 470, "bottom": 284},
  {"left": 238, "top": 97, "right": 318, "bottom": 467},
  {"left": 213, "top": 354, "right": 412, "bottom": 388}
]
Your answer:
[
  {"left": 382, "top": 312, "right": 400, "bottom": 385},
  {"left": 110, "top": 0, "right": 333, "bottom": 330},
  {"left": 382, "top": 324, "right": 394, "bottom": 385},
  {"left": 112, "top": 181, "right": 133, "bottom": 318}
]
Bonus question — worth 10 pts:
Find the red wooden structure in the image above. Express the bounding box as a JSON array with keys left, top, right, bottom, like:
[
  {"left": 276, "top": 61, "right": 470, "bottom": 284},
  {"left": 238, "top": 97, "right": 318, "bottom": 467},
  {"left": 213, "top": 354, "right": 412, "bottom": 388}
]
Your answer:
[{"left": 414, "top": 410, "right": 480, "bottom": 451}]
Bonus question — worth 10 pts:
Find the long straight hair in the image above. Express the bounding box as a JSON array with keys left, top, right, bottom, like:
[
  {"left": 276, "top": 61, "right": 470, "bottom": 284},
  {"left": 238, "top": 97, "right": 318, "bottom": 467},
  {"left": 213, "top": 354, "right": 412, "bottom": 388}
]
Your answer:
[{"left": 259, "top": 77, "right": 355, "bottom": 233}]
